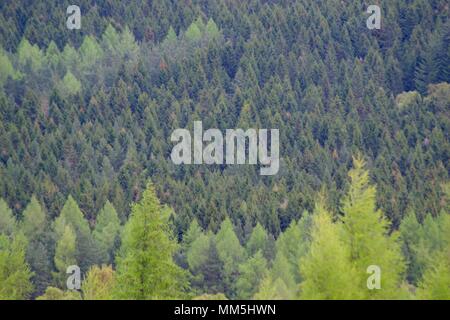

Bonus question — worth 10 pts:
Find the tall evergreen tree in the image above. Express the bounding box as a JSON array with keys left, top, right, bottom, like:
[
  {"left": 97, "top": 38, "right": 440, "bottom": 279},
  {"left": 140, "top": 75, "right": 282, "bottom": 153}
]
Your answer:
[
  {"left": 341, "top": 156, "right": 406, "bottom": 299},
  {"left": 114, "top": 182, "right": 187, "bottom": 299}
]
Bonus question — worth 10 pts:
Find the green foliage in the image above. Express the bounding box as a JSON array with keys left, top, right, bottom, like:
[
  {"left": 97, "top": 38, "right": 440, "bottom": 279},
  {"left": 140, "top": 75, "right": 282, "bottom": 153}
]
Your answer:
[
  {"left": 253, "top": 275, "right": 293, "bottom": 300},
  {"left": 0, "top": 0, "right": 448, "bottom": 301},
  {"left": 164, "top": 26, "right": 177, "bottom": 43},
  {"left": 246, "top": 223, "right": 269, "bottom": 257},
  {"left": 300, "top": 201, "right": 360, "bottom": 300},
  {"left": 0, "top": 198, "right": 16, "bottom": 235},
  {"left": 93, "top": 201, "right": 121, "bottom": 264},
  {"left": 53, "top": 225, "right": 77, "bottom": 286},
  {"left": 416, "top": 252, "right": 450, "bottom": 300},
  {"left": 58, "top": 71, "right": 81, "bottom": 97},
  {"left": 79, "top": 36, "right": 103, "bottom": 70},
  {"left": 215, "top": 218, "right": 246, "bottom": 298},
  {"left": 114, "top": 182, "right": 187, "bottom": 299},
  {"left": 82, "top": 265, "right": 115, "bottom": 300},
  {"left": 0, "top": 48, "right": 18, "bottom": 85},
  {"left": 36, "top": 287, "right": 81, "bottom": 300},
  {"left": 185, "top": 20, "right": 202, "bottom": 41},
  {"left": 205, "top": 19, "right": 220, "bottom": 39},
  {"left": 21, "top": 195, "right": 47, "bottom": 240},
  {"left": 0, "top": 233, "right": 34, "bottom": 299},
  {"left": 236, "top": 251, "right": 268, "bottom": 299},
  {"left": 193, "top": 293, "right": 227, "bottom": 300},
  {"left": 341, "top": 156, "right": 406, "bottom": 299},
  {"left": 17, "top": 38, "right": 43, "bottom": 72}
]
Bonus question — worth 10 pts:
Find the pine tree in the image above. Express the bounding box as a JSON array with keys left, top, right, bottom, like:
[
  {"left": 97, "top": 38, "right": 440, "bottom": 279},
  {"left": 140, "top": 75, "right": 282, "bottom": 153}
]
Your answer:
[
  {"left": 185, "top": 21, "right": 202, "bottom": 42},
  {"left": 416, "top": 213, "right": 450, "bottom": 299},
  {"left": 205, "top": 19, "right": 220, "bottom": 39},
  {"left": 341, "top": 156, "right": 406, "bottom": 299},
  {"left": 58, "top": 71, "right": 81, "bottom": 97},
  {"left": 53, "top": 225, "right": 77, "bottom": 287},
  {"left": 236, "top": 250, "right": 268, "bottom": 299},
  {"left": 253, "top": 275, "right": 293, "bottom": 300},
  {"left": 114, "top": 182, "right": 187, "bottom": 299},
  {"left": 20, "top": 196, "right": 52, "bottom": 296},
  {"left": 82, "top": 265, "right": 115, "bottom": 300},
  {"left": 0, "top": 48, "right": 18, "bottom": 85},
  {"left": 246, "top": 223, "right": 269, "bottom": 257},
  {"left": 54, "top": 195, "right": 98, "bottom": 272},
  {"left": 416, "top": 251, "right": 450, "bottom": 300},
  {"left": 0, "top": 233, "right": 34, "bottom": 299},
  {"left": 93, "top": 200, "right": 121, "bottom": 264},
  {"left": 215, "top": 218, "right": 246, "bottom": 298},
  {"left": 164, "top": 26, "right": 177, "bottom": 43},
  {"left": 299, "top": 201, "right": 360, "bottom": 300},
  {"left": 17, "top": 38, "right": 44, "bottom": 72},
  {"left": 0, "top": 198, "right": 16, "bottom": 235},
  {"left": 21, "top": 195, "right": 46, "bottom": 240},
  {"left": 36, "top": 287, "right": 81, "bottom": 300}
]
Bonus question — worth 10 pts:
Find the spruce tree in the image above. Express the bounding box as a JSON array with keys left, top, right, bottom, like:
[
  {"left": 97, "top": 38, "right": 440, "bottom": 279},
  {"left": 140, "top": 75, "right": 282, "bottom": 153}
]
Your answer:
[
  {"left": 299, "top": 201, "right": 360, "bottom": 300},
  {"left": 0, "top": 233, "right": 34, "bottom": 299},
  {"left": 341, "top": 156, "right": 406, "bottom": 299},
  {"left": 114, "top": 182, "right": 187, "bottom": 299}
]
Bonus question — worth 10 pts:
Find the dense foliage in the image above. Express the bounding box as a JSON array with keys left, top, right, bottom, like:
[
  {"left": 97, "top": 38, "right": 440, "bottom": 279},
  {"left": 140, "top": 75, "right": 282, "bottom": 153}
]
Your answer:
[{"left": 0, "top": 0, "right": 449, "bottom": 299}]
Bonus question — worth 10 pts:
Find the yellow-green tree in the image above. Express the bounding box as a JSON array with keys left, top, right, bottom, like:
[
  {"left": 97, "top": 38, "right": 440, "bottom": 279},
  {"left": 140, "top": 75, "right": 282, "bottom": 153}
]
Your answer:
[
  {"left": 0, "top": 233, "right": 34, "bottom": 299},
  {"left": 299, "top": 201, "right": 361, "bottom": 300},
  {"left": 82, "top": 265, "right": 115, "bottom": 300},
  {"left": 114, "top": 182, "right": 187, "bottom": 299},
  {"left": 341, "top": 156, "right": 406, "bottom": 299}
]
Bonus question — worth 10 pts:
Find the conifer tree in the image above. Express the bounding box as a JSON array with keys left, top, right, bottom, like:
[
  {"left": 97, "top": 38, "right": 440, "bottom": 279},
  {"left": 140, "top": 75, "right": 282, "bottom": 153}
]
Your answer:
[
  {"left": 0, "top": 233, "right": 34, "bottom": 299},
  {"left": 114, "top": 182, "right": 187, "bottom": 299},
  {"left": 215, "top": 218, "right": 246, "bottom": 298},
  {"left": 0, "top": 198, "right": 16, "bottom": 235},
  {"left": 299, "top": 201, "right": 360, "bottom": 300},
  {"left": 253, "top": 275, "right": 293, "bottom": 300},
  {"left": 341, "top": 156, "right": 406, "bottom": 299},
  {"left": 82, "top": 265, "right": 115, "bottom": 300},
  {"left": 93, "top": 200, "right": 121, "bottom": 264},
  {"left": 53, "top": 225, "right": 77, "bottom": 287},
  {"left": 236, "top": 250, "right": 268, "bottom": 299}
]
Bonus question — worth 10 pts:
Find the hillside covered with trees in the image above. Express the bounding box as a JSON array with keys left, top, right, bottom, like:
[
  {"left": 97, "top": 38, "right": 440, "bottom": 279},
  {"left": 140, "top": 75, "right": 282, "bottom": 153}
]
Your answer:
[{"left": 0, "top": 0, "right": 449, "bottom": 299}]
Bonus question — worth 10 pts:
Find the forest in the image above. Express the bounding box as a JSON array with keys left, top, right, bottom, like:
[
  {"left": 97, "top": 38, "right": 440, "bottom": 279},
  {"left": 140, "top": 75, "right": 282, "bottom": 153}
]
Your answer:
[{"left": 0, "top": 0, "right": 449, "bottom": 299}]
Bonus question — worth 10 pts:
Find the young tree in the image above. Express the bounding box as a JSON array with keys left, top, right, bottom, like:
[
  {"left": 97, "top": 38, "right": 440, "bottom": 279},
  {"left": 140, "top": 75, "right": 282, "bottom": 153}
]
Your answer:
[
  {"left": 0, "top": 198, "right": 16, "bottom": 235},
  {"left": 114, "top": 182, "right": 187, "bottom": 299},
  {"left": 253, "top": 275, "right": 293, "bottom": 300},
  {"left": 246, "top": 223, "right": 269, "bottom": 257},
  {"left": 17, "top": 38, "right": 44, "bottom": 72},
  {"left": 21, "top": 195, "right": 46, "bottom": 240},
  {"left": 82, "top": 265, "right": 115, "bottom": 300},
  {"left": 341, "top": 156, "right": 406, "bottom": 299},
  {"left": 20, "top": 196, "right": 52, "bottom": 296},
  {"left": 0, "top": 48, "right": 18, "bottom": 85},
  {"left": 416, "top": 251, "right": 450, "bottom": 300},
  {"left": 215, "top": 218, "right": 246, "bottom": 298},
  {"left": 236, "top": 251, "right": 268, "bottom": 299},
  {"left": 299, "top": 201, "right": 360, "bottom": 300},
  {"left": 58, "top": 71, "right": 81, "bottom": 97},
  {"left": 0, "top": 233, "right": 34, "bottom": 299},
  {"left": 187, "top": 232, "right": 225, "bottom": 295},
  {"left": 416, "top": 213, "right": 450, "bottom": 299},
  {"left": 53, "top": 225, "right": 77, "bottom": 287},
  {"left": 93, "top": 200, "right": 121, "bottom": 264},
  {"left": 36, "top": 287, "right": 81, "bottom": 300},
  {"left": 54, "top": 195, "right": 98, "bottom": 272}
]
